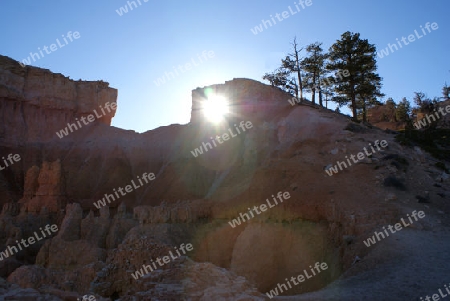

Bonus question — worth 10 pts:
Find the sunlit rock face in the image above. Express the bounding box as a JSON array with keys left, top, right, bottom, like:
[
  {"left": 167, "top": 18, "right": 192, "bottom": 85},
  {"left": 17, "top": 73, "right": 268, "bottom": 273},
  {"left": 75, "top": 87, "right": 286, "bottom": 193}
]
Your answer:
[
  {"left": 0, "top": 55, "right": 117, "bottom": 145},
  {"left": 190, "top": 78, "right": 292, "bottom": 125}
]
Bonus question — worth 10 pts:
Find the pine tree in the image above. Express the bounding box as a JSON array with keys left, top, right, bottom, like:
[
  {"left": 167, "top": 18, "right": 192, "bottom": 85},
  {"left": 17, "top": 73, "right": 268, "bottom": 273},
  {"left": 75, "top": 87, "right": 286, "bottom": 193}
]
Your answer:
[
  {"left": 442, "top": 83, "right": 450, "bottom": 101},
  {"left": 413, "top": 92, "right": 434, "bottom": 113},
  {"left": 396, "top": 97, "right": 411, "bottom": 122},
  {"left": 301, "top": 42, "right": 327, "bottom": 105},
  {"left": 356, "top": 65, "right": 384, "bottom": 122},
  {"left": 327, "top": 31, "right": 383, "bottom": 121},
  {"left": 385, "top": 97, "right": 397, "bottom": 122},
  {"left": 263, "top": 66, "right": 298, "bottom": 97},
  {"left": 321, "top": 83, "right": 335, "bottom": 109}
]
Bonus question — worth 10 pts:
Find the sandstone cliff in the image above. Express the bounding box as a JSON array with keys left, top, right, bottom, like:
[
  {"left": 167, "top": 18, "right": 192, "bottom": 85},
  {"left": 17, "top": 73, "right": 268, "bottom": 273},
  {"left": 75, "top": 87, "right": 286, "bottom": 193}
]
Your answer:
[{"left": 0, "top": 55, "right": 117, "bottom": 145}]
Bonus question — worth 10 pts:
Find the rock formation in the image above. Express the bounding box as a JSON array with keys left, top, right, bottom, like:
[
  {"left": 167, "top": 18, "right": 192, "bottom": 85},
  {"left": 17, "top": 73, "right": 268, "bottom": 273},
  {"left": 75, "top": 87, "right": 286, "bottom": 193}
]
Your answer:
[
  {"left": 0, "top": 55, "right": 449, "bottom": 300},
  {"left": 18, "top": 160, "right": 66, "bottom": 213},
  {"left": 0, "top": 55, "right": 117, "bottom": 145}
]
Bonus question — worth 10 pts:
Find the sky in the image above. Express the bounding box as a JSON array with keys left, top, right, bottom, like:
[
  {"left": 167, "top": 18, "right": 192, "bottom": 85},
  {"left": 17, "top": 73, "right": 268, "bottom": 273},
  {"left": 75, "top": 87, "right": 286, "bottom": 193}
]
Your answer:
[{"left": 1, "top": 0, "right": 449, "bottom": 133}]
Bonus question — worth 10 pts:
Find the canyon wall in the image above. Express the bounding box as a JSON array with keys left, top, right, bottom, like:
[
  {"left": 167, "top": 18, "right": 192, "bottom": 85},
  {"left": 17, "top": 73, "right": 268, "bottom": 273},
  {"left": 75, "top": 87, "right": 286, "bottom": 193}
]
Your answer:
[{"left": 0, "top": 55, "right": 440, "bottom": 299}]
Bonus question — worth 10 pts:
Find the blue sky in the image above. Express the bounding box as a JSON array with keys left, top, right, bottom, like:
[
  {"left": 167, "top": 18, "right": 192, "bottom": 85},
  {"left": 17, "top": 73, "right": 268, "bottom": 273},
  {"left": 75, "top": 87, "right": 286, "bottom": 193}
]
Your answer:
[{"left": 1, "top": 0, "right": 449, "bottom": 132}]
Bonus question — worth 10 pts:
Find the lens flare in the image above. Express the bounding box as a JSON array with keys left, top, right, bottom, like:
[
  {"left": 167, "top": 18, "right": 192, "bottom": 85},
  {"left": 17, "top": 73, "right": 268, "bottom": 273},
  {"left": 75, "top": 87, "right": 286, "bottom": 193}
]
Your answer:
[{"left": 203, "top": 94, "right": 229, "bottom": 123}]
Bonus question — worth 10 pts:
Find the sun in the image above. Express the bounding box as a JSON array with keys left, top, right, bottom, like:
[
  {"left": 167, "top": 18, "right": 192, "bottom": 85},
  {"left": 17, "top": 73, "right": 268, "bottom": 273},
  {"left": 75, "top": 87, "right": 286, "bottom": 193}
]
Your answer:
[{"left": 202, "top": 94, "right": 229, "bottom": 123}]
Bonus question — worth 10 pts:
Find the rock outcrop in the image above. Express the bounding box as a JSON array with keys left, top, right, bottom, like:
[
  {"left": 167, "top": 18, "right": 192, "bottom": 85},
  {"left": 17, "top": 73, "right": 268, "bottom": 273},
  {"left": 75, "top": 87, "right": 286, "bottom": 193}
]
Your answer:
[{"left": 133, "top": 200, "right": 211, "bottom": 224}]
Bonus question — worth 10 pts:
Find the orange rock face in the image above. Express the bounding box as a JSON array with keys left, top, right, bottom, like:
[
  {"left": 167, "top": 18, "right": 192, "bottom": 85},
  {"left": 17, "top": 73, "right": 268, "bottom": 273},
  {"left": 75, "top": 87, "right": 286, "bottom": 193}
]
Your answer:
[{"left": 19, "top": 160, "right": 66, "bottom": 213}]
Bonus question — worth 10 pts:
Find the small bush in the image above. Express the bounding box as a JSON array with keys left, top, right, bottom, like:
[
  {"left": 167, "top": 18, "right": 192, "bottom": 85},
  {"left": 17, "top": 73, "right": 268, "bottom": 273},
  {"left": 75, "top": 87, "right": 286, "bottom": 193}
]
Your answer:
[
  {"left": 344, "top": 123, "right": 366, "bottom": 133},
  {"left": 395, "top": 129, "right": 450, "bottom": 161}
]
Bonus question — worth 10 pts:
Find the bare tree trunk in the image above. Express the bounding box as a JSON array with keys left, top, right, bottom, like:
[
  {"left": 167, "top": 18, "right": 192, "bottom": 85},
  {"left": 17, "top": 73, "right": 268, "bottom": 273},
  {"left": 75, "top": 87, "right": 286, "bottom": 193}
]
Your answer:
[
  {"left": 311, "top": 71, "right": 317, "bottom": 104},
  {"left": 350, "top": 83, "right": 357, "bottom": 121},
  {"left": 297, "top": 67, "right": 303, "bottom": 100},
  {"left": 294, "top": 78, "right": 299, "bottom": 99},
  {"left": 318, "top": 80, "right": 323, "bottom": 107},
  {"left": 362, "top": 98, "right": 367, "bottom": 122},
  {"left": 292, "top": 37, "right": 303, "bottom": 101}
]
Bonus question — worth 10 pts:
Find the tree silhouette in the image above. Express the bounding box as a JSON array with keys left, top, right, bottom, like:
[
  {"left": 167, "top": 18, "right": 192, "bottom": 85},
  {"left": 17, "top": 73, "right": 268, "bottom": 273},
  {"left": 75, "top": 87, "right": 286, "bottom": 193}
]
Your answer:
[
  {"left": 283, "top": 37, "right": 304, "bottom": 100},
  {"left": 327, "top": 31, "right": 382, "bottom": 121},
  {"left": 301, "top": 42, "right": 327, "bottom": 105},
  {"left": 395, "top": 97, "right": 411, "bottom": 122}
]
